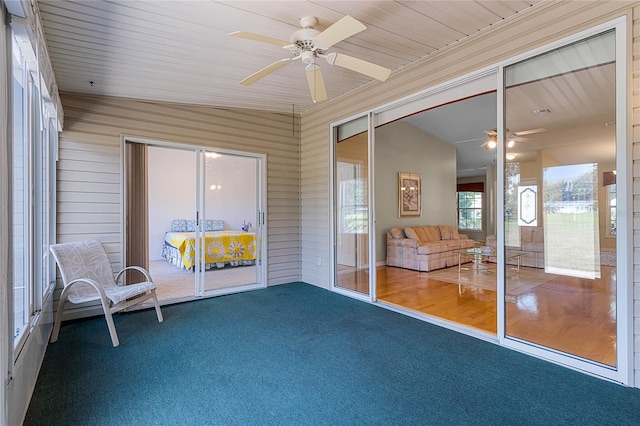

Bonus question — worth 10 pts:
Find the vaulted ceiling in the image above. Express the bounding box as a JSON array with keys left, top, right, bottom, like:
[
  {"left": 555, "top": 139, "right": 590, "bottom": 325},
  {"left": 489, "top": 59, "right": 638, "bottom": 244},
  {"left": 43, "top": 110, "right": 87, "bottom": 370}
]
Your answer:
[{"left": 37, "top": 0, "right": 541, "bottom": 114}]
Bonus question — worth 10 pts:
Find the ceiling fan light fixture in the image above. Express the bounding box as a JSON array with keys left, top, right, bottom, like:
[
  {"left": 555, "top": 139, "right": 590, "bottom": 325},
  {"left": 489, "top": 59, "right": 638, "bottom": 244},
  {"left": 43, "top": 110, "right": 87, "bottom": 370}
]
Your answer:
[
  {"left": 485, "top": 137, "right": 497, "bottom": 150},
  {"left": 305, "top": 63, "right": 327, "bottom": 103},
  {"left": 507, "top": 139, "right": 516, "bottom": 148},
  {"left": 506, "top": 153, "right": 516, "bottom": 160},
  {"left": 230, "top": 14, "right": 391, "bottom": 102},
  {"left": 301, "top": 50, "right": 316, "bottom": 65}
]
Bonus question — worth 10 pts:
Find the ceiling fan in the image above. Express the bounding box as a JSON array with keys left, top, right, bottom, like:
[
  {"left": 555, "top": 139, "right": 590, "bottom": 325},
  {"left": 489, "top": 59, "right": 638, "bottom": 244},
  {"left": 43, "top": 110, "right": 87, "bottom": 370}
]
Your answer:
[
  {"left": 482, "top": 128, "right": 546, "bottom": 150},
  {"left": 228, "top": 15, "right": 392, "bottom": 103}
]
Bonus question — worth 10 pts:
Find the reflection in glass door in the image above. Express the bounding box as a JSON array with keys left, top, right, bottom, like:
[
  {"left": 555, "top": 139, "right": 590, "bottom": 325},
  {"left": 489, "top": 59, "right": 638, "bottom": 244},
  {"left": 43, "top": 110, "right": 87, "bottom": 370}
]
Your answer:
[
  {"left": 198, "top": 150, "right": 261, "bottom": 295},
  {"left": 503, "top": 29, "right": 619, "bottom": 368},
  {"left": 334, "top": 118, "right": 370, "bottom": 295}
]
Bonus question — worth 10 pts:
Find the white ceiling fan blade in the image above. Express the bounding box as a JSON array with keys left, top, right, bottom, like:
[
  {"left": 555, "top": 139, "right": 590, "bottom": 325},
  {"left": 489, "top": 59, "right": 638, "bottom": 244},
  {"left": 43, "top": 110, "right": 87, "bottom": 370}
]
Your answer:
[
  {"left": 326, "top": 53, "right": 391, "bottom": 81},
  {"left": 314, "top": 15, "right": 366, "bottom": 49},
  {"left": 305, "top": 64, "right": 328, "bottom": 103},
  {"left": 228, "top": 31, "right": 291, "bottom": 47},
  {"left": 452, "top": 137, "right": 485, "bottom": 144},
  {"left": 513, "top": 127, "right": 546, "bottom": 136},
  {"left": 239, "top": 59, "right": 292, "bottom": 86}
]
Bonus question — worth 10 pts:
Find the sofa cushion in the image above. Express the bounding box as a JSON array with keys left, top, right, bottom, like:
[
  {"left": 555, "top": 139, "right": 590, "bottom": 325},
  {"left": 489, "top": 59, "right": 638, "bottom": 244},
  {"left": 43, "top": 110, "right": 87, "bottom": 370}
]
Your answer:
[
  {"left": 531, "top": 226, "right": 544, "bottom": 243},
  {"left": 388, "top": 227, "right": 405, "bottom": 239},
  {"left": 520, "top": 226, "right": 534, "bottom": 243},
  {"left": 417, "top": 242, "right": 451, "bottom": 255},
  {"left": 522, "top": 242, "right": 544, "bottom": 253},
  {"left": 519, "top": 226, "right": 544, "bottom": 244},
  {"left": 405, "top": 226, "right": 441, "bottom": 242},
  {"left": 438, "top": 225, "right": 461, "bottom": 240}
]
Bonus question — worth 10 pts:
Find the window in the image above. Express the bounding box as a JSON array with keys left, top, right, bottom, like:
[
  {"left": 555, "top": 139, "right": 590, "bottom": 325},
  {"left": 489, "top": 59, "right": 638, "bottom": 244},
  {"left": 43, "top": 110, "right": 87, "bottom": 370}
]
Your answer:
[
  {"left": 12, "top": 33, "right": 29, "bottom": 344},
  {"left": 606, "top": 183, "right": 616, "bottom": 237},
  {"left": 10, "top": 27, "right": 58, "bottom": 352},
  {"left": 517, "top": 184, "right": 538, "bottom": 227},
  {"left": 457, "top": 191, "right": 482, "bottom": 230},
  {"left": 338, "top": 176, "right": 368, "bottom": 234}
]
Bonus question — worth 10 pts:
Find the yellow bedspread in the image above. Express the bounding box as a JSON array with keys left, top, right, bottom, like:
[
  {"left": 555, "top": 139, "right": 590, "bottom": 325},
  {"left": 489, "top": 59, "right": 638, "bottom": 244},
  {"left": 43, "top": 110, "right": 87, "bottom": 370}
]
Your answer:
[{"left": 164, "top": 231, "right": 256, "bottom": 270}]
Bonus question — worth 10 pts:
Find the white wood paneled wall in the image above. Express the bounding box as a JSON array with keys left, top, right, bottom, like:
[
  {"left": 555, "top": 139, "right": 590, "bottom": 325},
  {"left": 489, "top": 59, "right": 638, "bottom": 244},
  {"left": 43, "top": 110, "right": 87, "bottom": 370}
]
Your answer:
[
  {"left": 632, "top": 4, "right": 640, "bottom": 388},
  {"left": 300, "top": 1, "right": 640, "bottom": 385},
  {"left": 55, "top": 94, "right": 300, "bottom": 318}
]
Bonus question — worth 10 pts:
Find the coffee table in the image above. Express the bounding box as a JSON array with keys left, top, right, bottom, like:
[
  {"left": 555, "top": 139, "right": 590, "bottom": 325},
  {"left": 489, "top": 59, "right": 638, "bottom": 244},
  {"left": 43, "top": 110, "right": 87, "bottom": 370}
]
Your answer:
[{"left": 458, "top": 248, "right": 524, "bottom": 272}]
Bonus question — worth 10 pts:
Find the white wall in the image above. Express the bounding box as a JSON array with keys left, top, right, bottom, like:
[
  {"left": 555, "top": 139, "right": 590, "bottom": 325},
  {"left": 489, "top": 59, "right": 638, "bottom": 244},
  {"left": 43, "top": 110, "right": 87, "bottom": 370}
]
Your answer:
[
  {"left": 147, "top": 147, "right": 196, "bottom": 260},
  {"left": 374, "top": 121, "right": 457, "bottom": 263},
  {"left": 204, "top": 155, "right": 257, "bottom": 232}
]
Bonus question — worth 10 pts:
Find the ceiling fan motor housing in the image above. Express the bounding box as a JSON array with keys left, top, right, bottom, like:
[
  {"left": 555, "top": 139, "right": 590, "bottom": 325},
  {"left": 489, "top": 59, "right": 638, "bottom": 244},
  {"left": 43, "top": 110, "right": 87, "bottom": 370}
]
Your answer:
[{"left": 289, "top": 28, "right": 321, "bottom": 46}]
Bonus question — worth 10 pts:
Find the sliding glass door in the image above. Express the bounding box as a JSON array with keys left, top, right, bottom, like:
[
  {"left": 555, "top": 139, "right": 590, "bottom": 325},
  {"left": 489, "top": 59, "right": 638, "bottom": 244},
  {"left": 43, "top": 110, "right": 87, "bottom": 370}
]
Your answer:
[
  {"left": 129, "top": 142, "right": 266, "bottom": 303},
  {"left": 333, "top": 116, "right": 371, "bottom": 297},
  {"left": 198, "top": 150, "right": 263, "bottom": 295},
  {"left": 502, "top": 25, "right": 628, "bottom": 379},
  {"left": 328, "top": 19, "right": 629, "bottom": 385}
]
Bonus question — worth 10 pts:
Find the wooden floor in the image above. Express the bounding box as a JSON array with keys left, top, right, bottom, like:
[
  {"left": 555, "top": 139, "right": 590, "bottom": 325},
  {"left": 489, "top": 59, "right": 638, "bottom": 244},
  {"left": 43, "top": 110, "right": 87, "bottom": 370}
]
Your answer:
[{"left": 338, "top": 264, "right": 616, "bottom": 367}]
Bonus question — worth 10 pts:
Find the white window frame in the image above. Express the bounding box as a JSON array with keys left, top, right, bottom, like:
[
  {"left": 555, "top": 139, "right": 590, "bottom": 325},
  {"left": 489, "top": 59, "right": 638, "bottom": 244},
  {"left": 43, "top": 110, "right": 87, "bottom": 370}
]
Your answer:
[
  {"left": 9, "top": 22, "right": 58, "bottom": 361},
  {"left": 457, "top": 191, "right": 483, "bottom": 231},
  {"left": 605, "top": 183, "right": 617, "bottom": 238}
]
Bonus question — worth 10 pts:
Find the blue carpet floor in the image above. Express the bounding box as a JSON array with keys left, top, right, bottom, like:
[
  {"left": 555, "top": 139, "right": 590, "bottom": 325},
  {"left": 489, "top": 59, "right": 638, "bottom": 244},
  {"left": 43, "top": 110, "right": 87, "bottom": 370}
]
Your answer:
[{"left": 24, "top": 282, "right": 640, "bottom": 425}]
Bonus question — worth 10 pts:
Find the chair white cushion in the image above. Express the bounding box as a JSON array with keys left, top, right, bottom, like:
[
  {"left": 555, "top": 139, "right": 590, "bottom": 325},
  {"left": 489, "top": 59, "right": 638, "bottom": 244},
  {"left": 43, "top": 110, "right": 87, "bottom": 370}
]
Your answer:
[
  {"left": 105, "top": 281, "right": 156, "bottom": 305},
  {"left": 50, "top": 240, "right": 155, "bottom": 304}
]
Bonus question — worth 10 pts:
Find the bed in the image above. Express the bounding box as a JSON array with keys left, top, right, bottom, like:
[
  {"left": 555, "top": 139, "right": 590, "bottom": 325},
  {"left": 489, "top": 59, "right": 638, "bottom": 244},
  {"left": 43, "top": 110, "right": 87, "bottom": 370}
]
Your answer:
[{"left": 161, "top": 219, "right": 256, "bottom": 271}]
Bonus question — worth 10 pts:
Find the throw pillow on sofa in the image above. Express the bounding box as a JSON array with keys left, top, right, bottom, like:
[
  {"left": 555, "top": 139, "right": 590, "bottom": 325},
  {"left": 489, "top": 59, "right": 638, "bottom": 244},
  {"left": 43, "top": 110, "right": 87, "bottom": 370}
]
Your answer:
[
  {"left": 405, "top": 226, "right": 441, "bottom": 242},
  {"left": 438, "top": 225, "right": 461, "bottom": 240},
  {"left": 388, "top": 227, "right": 405, "bottom": 239}
]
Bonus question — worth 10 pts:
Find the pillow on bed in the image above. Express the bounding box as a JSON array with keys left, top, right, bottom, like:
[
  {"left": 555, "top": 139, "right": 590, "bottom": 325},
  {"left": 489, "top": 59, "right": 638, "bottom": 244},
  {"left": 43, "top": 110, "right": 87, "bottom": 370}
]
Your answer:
[
  {"left": 186, "top": 220, "right": 196, "bottom": 232},
  {"left": 171, "top": 219, "right": 187, "bottom": 232},
  {"left": 205, "top": 219, "right": 224, "bottom": 231}
]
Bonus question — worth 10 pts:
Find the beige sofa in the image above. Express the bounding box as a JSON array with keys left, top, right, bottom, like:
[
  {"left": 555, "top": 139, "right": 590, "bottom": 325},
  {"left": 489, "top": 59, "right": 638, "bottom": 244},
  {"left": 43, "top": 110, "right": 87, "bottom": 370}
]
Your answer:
[
  {"left": 386, "top": 225, "right": 476, "bottom": 272},
  {"left": 485, "top": 226, "right": 544, "bottom": 268}
]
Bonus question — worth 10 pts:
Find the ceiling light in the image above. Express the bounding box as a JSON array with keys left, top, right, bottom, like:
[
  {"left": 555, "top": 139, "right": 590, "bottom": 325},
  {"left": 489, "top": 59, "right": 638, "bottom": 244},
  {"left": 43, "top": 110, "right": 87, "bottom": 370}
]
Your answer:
[
  {"left": 485, "top": 138, "right": 497, "bottom": 150},
  {"left": 506, "top": 153, "right": 516, "bottom": 160},
  {"left": 507, "top": 139, "right": 516, "bottom": 148}
]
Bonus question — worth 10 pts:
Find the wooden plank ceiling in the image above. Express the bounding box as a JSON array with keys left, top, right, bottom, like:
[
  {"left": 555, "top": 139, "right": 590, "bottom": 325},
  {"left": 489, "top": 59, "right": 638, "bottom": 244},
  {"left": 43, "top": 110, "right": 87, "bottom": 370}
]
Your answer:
[{"left": 37, "top": 1, "right": 540, "bottom": 114}]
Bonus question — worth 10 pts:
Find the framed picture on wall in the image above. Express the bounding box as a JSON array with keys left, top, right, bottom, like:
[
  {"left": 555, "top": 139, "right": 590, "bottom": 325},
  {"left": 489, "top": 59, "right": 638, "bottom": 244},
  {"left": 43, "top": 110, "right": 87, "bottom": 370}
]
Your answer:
[{"left": 398, "top": 172, "right": 421, "bottom": 217}]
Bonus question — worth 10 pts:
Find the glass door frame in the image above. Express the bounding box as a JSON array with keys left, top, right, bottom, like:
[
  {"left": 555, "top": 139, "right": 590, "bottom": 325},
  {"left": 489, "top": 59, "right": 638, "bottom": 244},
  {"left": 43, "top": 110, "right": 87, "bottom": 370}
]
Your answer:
[
  {"left": 328, "top": 16, "right": 631, "bottom": 386},
  {"left": 122, "top": 137, "right": 268, "bottom": 302},
  {"left": 496, "top": 17, "right": 631, "bottom": 385},
  {"left": 195, "top": 148, "right": 267, "bottom": 297},
  {"left": 330, "top": 113, "right": 376, "bottom": 302}
]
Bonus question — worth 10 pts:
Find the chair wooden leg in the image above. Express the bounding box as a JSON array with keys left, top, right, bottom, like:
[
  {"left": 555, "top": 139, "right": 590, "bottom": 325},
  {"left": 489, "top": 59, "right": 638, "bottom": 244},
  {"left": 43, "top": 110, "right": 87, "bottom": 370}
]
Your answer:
[
  {"left": 151, "top": 290, "right": 164, "bottom": 323},
  {"left": 101, "top": 299, "right": 120, "bottom": 347}
]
